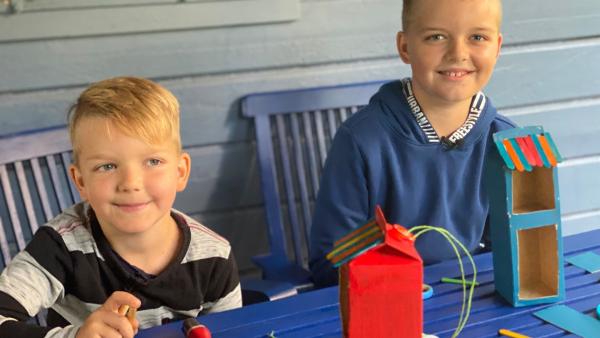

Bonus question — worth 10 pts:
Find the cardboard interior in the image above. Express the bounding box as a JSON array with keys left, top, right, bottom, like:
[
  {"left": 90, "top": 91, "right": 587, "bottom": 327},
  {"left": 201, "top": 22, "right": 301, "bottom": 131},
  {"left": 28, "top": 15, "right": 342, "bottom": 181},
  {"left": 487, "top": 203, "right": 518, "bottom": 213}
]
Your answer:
[
  {"left": 517, "top": 225, "right": 559, "bottom": 299},
  {"left": 512, "top": 167, "right": 555, "bottom": 214}
]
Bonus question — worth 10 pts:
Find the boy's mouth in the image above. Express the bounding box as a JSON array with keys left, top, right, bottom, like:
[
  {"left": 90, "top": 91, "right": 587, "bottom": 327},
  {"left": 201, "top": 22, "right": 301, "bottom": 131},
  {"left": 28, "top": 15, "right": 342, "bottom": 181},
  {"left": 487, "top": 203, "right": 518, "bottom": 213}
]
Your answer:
[
  {"left": 114, "top": 202, "right": 150, "bottom": 212},
  {"left": 438, "top": 70, "right": 474, "bottom": 78}
]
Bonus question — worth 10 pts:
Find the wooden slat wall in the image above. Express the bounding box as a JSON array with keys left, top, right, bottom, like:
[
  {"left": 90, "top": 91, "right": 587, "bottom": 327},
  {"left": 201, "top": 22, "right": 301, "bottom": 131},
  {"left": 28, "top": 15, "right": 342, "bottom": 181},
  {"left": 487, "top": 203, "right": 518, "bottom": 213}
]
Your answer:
[
  {"left": 0, "top": 0, "right": 599, "bottom": 273},
  {"left": 0, "top": 0, "right": 300, "bottom": 42}
]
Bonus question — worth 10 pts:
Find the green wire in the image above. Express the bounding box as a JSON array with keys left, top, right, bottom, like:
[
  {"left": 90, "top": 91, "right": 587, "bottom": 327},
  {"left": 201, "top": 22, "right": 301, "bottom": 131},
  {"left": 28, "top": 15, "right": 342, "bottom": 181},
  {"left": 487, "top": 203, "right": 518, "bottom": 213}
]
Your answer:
[
  {"left": 414, "top": 226, "right": 477, "bottom": 337},
  {"left": 410, "top": 226, "right": 470, "bottom": 337},
  {"left": 414, "top": 227, "right": 477, "bottom": 337},
  {"left": 411, "top": 226, "right": 468, "bottom": 334},
  {"left": 408, "top": 225, "right": 477, "bottom": 338}
]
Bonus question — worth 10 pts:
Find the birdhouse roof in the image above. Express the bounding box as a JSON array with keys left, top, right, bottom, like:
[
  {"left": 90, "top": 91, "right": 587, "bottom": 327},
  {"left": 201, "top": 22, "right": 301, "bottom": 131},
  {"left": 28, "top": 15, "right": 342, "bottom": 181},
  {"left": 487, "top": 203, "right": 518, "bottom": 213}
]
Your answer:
[
  {"left": 493, "top": 126, "right": 563, "bottom": 172},
  {"left": 326, "top": 206, "right": 418, "bottom": 268}
]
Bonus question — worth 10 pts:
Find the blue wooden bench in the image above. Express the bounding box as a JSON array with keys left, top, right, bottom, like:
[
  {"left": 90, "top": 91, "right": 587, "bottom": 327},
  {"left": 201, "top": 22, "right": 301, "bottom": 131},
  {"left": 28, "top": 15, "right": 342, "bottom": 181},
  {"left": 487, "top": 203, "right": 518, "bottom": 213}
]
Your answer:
[
  {"left": 0, "top": 126, "right": 79, "bottom": 267},
  {"left": 240, "top": 80, "right": 387, "bottom": 293},
  {"left": 0, "top": 126, "right": 80, "bottom": 325}
]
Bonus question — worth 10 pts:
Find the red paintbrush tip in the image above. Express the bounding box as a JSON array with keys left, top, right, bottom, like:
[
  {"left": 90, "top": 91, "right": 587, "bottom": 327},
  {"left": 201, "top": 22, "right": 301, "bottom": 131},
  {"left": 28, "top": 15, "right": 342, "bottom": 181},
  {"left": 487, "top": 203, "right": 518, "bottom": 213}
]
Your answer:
[{"left": 183, "top": 318, "right": 212, "bottom": 338}]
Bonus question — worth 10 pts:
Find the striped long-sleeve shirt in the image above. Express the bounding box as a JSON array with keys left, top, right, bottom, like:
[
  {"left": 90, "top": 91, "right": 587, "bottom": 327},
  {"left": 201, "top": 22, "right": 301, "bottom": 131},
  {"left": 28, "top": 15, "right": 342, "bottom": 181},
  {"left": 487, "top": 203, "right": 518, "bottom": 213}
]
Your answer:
[{"left": 0, "top": 202, "right": 241, "bottom": 338}]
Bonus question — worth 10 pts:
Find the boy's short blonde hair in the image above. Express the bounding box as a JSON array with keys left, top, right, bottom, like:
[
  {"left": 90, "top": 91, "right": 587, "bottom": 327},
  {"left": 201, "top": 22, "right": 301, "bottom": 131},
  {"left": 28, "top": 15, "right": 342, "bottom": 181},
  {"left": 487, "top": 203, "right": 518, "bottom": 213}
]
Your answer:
[
  {"left": 402, "top": 0, "right": 503, "bottom": 31},
  {"left": 68, "top": 76, "right": 181, "bottom": 163}
]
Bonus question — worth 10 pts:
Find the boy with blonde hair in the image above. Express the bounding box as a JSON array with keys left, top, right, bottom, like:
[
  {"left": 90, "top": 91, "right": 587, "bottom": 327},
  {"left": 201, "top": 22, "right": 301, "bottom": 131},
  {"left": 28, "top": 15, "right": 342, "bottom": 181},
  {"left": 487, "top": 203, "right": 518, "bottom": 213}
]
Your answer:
[
  {"left": 0, "top": 77, "right": 241, "bottom": 337},
  {"left": 310, "top": 0, "right": 515, "bottom": 286}
]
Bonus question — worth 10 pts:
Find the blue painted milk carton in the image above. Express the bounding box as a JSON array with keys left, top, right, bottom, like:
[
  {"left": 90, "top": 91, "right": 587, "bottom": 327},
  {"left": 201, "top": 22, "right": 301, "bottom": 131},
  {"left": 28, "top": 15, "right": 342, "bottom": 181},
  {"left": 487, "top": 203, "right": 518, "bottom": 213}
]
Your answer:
[{"left": 485, "top": 126, "right": 565, "bottom": 307}]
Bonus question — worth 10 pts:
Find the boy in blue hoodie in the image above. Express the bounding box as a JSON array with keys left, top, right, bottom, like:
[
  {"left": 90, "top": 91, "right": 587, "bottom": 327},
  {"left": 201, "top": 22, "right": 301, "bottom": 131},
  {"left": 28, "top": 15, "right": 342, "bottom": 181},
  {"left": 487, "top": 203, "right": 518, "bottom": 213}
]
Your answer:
[{"left": 309, "top": 0, "right": 515, "bottom": 287}]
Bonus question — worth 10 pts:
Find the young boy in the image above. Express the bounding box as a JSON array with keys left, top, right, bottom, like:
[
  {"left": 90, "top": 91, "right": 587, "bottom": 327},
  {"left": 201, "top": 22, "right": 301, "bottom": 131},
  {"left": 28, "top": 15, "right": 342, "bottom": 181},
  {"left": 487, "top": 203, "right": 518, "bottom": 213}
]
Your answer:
[
  {"left": 309, "top": 0, "right": 515, "bottom": 287},
  {"left": 0, "top": 77, "right": 242, "bottom": 337}
]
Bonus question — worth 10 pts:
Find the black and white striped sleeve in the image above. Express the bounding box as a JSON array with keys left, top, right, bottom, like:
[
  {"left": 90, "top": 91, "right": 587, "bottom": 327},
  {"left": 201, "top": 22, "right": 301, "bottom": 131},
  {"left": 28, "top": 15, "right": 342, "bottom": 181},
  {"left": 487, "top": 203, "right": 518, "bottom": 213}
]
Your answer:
[
  {"left": 203, "top": 250, "right": 241, "bottom": 314},
  {"left": 0, "top": 227, "right": 79, "bottom": 338}
]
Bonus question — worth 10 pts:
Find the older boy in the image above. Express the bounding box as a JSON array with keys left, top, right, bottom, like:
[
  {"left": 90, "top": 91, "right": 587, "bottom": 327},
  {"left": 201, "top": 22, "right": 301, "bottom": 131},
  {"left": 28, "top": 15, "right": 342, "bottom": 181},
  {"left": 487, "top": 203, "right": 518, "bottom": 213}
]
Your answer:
[
  {"left": 0, "top": 77, "right": 241, "bottom": 337},
  {"left": 309, "top": 0, "right": 515, "bottom": 287}
]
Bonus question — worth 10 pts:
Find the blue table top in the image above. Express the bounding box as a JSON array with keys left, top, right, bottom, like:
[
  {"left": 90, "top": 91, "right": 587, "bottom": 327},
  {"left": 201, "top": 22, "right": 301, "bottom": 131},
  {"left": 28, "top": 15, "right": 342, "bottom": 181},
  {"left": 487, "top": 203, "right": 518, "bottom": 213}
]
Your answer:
[{"left": 138, "top": 229, "right": 600, "bottom": 338}]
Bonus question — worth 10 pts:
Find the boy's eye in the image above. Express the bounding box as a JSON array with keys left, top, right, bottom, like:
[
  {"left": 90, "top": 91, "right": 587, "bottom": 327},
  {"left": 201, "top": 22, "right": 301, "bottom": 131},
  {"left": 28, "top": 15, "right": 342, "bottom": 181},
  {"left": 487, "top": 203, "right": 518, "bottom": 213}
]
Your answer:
[
  {"left": 147, "top": 158, "right": 162, "bottom": 166},
  {"left": 471, "top": 34, "right": 486, "bottom": 41},
  {"left": 426, "top": 34, "right": 446, "bottom": 41},
  {"left": 96, "top": 163, "right": 116, "bottom": 172}
]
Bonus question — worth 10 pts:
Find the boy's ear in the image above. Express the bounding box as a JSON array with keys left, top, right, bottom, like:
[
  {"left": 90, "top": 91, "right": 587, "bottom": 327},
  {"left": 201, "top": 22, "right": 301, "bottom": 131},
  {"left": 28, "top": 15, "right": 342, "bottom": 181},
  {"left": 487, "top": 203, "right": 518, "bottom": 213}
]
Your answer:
[
  {"left": 496, "top": 33, "right": 503, "bottom": 58},
  {"left": 176, "top": 152, "right": 192, "bottom": 192},
  {"left": 69, "top": 164, "right": 87, "bottom": 201},
  {"left": 396, "top": 31, "right": 411, "bottom": 64}
]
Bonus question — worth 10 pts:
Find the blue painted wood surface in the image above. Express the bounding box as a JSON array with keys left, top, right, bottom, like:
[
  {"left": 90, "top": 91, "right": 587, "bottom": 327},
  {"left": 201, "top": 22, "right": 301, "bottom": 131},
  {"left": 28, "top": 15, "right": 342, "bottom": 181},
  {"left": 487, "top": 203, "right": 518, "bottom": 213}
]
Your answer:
[
  {"left": 137, "top": 229, "right": 600, "bottom": 338},
  {"left": 0, "top": 0, "right": 299, "bottom": 42}
]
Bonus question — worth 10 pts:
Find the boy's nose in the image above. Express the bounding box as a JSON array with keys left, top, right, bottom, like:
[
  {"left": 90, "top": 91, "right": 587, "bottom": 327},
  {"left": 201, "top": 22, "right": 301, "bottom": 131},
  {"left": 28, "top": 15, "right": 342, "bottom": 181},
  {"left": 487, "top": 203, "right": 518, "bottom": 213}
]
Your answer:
[
  {"left": 446, "top": 39, "right": 468, "bottom": 62},
  {"left": 118, "top": 167, "right": 142, "bottom": 192}
]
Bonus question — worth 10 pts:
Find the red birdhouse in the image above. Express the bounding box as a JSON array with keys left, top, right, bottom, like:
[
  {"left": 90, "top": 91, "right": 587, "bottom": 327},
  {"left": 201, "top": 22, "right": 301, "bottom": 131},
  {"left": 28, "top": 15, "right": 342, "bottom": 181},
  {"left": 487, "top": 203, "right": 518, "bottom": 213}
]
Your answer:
[{"left": 328, "top": 206, "right": 423, "bottom": 338}]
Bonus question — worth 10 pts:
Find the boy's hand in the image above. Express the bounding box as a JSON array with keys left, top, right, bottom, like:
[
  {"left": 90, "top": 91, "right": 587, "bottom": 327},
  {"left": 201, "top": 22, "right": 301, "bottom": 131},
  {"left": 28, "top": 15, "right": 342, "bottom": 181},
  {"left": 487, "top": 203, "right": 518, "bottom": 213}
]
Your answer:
[{"left": 76, "top": 291, "right": 141, "bottom": 338}]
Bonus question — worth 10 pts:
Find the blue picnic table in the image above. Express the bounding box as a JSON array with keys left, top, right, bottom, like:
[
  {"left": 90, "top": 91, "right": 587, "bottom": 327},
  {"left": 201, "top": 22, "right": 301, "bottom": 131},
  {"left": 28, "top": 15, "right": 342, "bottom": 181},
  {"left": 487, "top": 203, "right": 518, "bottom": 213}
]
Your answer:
[{"left": 138, "top": 229, "right": 600, "bottom": 337}]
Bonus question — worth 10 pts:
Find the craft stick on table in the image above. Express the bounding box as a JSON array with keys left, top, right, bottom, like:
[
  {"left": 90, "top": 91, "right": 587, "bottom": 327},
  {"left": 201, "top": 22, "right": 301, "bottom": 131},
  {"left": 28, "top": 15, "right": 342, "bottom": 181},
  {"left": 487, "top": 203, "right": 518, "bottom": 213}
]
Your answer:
[
  {"left": 440, "top": 277, "right": 479, "bottom": 287},
  {"left": 498, "top": 328, "right": 530, "bottom": 338}
]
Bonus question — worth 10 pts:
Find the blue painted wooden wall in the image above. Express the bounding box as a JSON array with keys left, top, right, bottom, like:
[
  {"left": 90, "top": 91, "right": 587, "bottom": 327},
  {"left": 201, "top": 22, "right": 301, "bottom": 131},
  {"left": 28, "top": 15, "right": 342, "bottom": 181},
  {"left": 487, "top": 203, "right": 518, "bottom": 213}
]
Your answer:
[{"left": 1, "top": 0, "right": 599, "bottom": 275}]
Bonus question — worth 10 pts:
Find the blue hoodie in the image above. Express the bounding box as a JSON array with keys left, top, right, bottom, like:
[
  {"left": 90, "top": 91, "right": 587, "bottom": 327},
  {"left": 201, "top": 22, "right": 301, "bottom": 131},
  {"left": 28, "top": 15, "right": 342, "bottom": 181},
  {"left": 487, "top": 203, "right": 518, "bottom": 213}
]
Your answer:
[{"left": 309, "top": 79, "right": 515, "bottom": 287}]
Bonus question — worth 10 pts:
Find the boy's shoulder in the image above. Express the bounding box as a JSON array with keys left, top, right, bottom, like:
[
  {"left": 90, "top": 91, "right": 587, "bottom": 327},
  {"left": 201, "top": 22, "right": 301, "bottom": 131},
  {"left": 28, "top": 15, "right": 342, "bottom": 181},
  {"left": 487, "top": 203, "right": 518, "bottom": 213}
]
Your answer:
[
  {"left": 493, "top": 113, "right": 517, "bottom": 129},
  {"left": 329, "top": 86, "right": 407, "bottom": 156},
  {"left": 40, "top": 202, "right": 97, "bottom": 254},
  {"left": 337, "top": 80, "right": 408, "bottom": 137},
  {"left": 172, "top": 209, "right": 232, "bottom": 262},
  {"left": 44, "top": 202, "right": 89, "bottom": 229}
]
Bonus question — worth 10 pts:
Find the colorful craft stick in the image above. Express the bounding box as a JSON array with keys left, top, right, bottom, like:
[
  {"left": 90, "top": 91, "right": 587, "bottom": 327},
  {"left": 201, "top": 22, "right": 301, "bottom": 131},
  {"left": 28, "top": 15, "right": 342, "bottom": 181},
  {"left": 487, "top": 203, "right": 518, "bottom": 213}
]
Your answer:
[
  {"left": 509, "top": 138, "right": 532, "bottom": 172},
  {"left": 498, "top": 328, "right": 530, "bottom": 338},
  {"left": 334, "top": 219, "right": 376, "bottom": 247},
  {"left": 503, "top": 139, "right": 524, "bottom": 171},
  {"left": 330, "top": 231, "right": 383, "bottom": 266},
  {"left": 327, "top": 217, "right": 386, "bottom": 268},
  {"left": 523, "top": 136, "right": 542, "bottom": 167},
  {"left": 543, "top": 132, "right": 563, "bottom": 163},
  {"left": 495, "top": 139, "right": 515, "bottom": 170},
  {"left": 515, "top": 137, "right": 536, "bottom": 167},
  {"left": 537, "top": 134, "right": 557, "bottom": 167},
  {"left": 529, "top": 134, "right": 550, "bottom": 167},
  {"left": 494, "top": 126, "right": 562, "bottom": 169},
  {"left": 331, "top": 239, "right": 382, "bottom": 268},
  {"left": 328, "top": 223, "right": 379, "bottom": 259},
  {"left": 440, "top": 277, "right": 479, "bottom": 287}
]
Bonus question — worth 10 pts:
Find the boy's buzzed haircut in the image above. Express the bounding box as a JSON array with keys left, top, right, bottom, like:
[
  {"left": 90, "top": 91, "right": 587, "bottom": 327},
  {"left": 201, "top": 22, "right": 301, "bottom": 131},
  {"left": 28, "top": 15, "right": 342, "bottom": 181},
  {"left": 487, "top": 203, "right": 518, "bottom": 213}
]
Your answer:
[
  {"left": 401, "top": 0, "right": 412, "bottom": 31},
  {"left": 401, "top": 0, "right": 503, "bottom": 31},
  {"left": 68, "top": 76, "right": 181, "bottom": 163}
]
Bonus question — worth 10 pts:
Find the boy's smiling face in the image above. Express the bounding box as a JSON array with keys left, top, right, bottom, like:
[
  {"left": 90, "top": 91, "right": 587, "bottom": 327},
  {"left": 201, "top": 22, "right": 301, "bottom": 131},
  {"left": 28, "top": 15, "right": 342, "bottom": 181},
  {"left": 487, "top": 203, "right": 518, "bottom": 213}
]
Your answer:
[
  {"left": 397, "top": 0, "right": 502, "bottom": 110},
  {"left": 69, "top": 117, "right": 190, "bottom": 239}
]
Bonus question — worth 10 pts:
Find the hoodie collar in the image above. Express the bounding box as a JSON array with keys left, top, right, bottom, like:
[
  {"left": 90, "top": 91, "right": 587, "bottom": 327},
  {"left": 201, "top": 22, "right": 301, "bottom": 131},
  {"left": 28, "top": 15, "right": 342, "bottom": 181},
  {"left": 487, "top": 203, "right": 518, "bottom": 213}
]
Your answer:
[{"left": 400, "top": 78, "right": 487, "bottom": 147}]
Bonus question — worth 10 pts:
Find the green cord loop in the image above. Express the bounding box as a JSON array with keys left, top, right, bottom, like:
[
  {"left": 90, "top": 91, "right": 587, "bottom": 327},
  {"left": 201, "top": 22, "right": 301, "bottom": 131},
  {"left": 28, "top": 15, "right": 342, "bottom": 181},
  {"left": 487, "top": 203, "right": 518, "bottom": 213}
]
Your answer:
[{"left": 408, "top": 225, "right": 477, "bottom": 338}]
